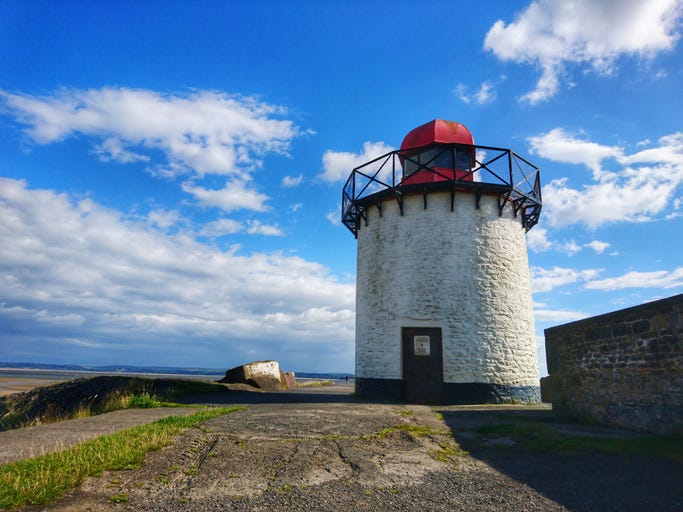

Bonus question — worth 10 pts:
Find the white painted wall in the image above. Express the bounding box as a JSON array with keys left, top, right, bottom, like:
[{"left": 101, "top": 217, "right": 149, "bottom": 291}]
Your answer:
[
  {"left": 243, "top": 360, "right": 281, "bottom": 381},
  {"left": 355, "top": 190, "right": 538, "bottom": 386}
]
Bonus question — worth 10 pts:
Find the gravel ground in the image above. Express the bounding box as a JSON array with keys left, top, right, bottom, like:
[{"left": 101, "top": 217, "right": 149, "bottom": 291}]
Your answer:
[{"left": 29, "top": 398, "right": 682, "bottom": 512}]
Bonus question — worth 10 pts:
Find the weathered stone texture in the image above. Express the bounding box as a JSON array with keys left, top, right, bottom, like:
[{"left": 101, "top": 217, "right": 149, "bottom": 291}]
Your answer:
[
  {"left": 355, "top": 191, "right": 539, "bottom": 400},
  {"left": 541, "top": 294, "right": 683, "bottom": 434},
  {"left": 220, "top": 360, "right": 296, "bottom": 391}
]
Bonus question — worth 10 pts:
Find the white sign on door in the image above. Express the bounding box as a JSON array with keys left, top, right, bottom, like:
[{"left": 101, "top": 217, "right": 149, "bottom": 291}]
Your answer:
[{"left": 414, "top": 336, "right": 431, "bottom": 356}]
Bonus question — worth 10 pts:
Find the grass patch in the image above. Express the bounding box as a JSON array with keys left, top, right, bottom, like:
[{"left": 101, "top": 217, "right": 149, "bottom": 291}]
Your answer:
[
  {"left": 0, "top": 377, "right": 228, "bottom": 431},
  {"left": 297, "top": 380, "right": 334, "bottom": 388},
  {"left": 0, "top": 406, "right": 244, "bottom": 509},
  {"left": 475, "top": 423, "right": 683, "bottom": 462},
  {"left": 431, "top": 440, "right": 467, "bottom": 462},
  {"left": 374, "top": 424, "right": 448, "bottom": 439},
  {"left": 127, "top": 392, "right": 162, "bottom": 409}
]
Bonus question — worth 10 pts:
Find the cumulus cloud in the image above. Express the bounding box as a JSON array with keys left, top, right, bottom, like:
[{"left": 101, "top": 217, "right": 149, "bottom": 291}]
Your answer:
[
  {"left": 0, "top": 87, "right": 300, "bottom": 212},
  {"left": 529, "top": 128, "right": 623, "bottom": 178},
  {"left": 531, "top": 266, "right": 601, "bottom": 293},
  {"left": 246, "top": 220, "right": 284, "bottom": 236},
  {"left": 527, "top": 227, "right": 610, "bottom": 256},
  {"left": 0, "top": 178, "right": 354, "bottom": 369},
  {"left": 484, "top": 0, "right": 683, "bottom": 103},
  {"left": 530, "top": 129, "right": 683, "bottom": 228},
  {"left": 320, "top": 141, "right": 394, "bottom": 183},
  {"left": 146, "top": 209, "right": 183, "bottom": 231},
  {"left": 454, "top": 81, "right": 497, "bottom": 105},
  {"left": 182, "top": 179, "right": 270, "bottom": 212},
  {"left": 199, "top": 218, "right": 244, "bottom": 237},
  {"left": 526, "top": 227, "right": 552, "bottom": 252},
  {"left": 585, "top": 267, "right": 683, "bottom": 290},
  {"left": 585, "top": 240, "right": 610, "bottom": 254},
  {"left": 561, "top": 240, "right": 582, "bottom": 256}
]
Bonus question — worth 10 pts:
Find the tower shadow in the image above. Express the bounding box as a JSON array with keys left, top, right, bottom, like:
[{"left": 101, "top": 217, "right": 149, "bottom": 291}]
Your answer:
[{"left": 437, "top": 407, "right": 683, "bottom": 512}]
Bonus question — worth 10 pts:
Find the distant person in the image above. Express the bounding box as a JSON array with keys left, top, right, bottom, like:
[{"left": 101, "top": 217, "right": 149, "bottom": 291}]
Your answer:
[{"left": 345, "top": 375, "right": 349, "bottom": 383}]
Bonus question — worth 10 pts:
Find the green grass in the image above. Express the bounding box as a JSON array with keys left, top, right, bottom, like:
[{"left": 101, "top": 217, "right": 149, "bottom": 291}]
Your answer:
[
  {"left": 475, "top": 423, "right": 683, "bottom": 461},
  {"left": 126, "top": 392, "right": 165, "bottom": 409},
  {"left": 374, "top": 424, "right": 449, "bottom": 439},
  {"left": 0, "top": 406, "right": 244, "bottom": 509},
  {"left": 0, "top": 378, "right": 229, "bottom": 431}
]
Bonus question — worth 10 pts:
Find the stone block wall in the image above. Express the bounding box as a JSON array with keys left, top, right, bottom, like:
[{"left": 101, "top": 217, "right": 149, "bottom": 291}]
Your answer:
[{"left": 541, "top": 294, "right": 683, "bottom": 434}]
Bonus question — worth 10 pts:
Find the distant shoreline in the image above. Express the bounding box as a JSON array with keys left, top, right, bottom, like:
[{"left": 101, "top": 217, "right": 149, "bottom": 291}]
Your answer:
[
  {"left": 0, "top": 368, "right": 221, "bottom": 397},
  {"left": 0, "top": 367, "right": 353, "bottom": 397}
]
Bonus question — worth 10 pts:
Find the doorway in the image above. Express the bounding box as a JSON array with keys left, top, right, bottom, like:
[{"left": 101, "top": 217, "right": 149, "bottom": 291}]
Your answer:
[{"left": 402, "top": 327, "right": 443, "bottom": 404}]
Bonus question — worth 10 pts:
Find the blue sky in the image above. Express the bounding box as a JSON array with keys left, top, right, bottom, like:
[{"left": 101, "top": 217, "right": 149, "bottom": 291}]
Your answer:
[{"left": 1, "top": 0, "right": 681, "bottom": 374}]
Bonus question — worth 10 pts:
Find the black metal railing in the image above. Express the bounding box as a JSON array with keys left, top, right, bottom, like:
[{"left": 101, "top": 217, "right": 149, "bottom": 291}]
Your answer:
[{"left": 341, "top": 143, "right": 542, "bottom": 237}]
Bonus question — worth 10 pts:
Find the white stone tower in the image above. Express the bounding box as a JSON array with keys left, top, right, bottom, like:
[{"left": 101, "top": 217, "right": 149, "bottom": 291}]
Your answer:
[{"left": 341, "top": 120, "right": 542, "bottom": 404}]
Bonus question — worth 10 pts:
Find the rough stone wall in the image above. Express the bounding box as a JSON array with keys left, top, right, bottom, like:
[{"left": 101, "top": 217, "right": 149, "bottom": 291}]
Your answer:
[
  {"left": 221, "top": 360, "right": 288, "bottom": 391},
  {"left": 280, "top": 371, "right": 297, "bottom": 390},
  {"left": 355, "top": 190, "right": 538, "bottom": 388},
  {"left": 541, "top": 294, "right": 683, "bottom": 434}
]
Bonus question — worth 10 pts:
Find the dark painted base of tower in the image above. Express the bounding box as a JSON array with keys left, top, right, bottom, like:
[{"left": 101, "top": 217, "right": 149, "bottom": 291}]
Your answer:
[{"left": 355, "top": 377, "right": 541, "bottom": 404}]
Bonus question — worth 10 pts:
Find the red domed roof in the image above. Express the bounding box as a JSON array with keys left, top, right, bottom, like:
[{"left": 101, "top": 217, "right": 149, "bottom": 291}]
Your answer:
[{"left": 400, "top": 119, "right": 474, "bottom": 150}]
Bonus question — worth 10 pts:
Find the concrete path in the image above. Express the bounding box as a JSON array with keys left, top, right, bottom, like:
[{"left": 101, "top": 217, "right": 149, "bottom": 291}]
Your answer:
[
  {"left": 0, "top": 407, "right": 200, "bottom": 464},
  {"left": 0, "top": 384, "right": 357, "bottom": 466}
]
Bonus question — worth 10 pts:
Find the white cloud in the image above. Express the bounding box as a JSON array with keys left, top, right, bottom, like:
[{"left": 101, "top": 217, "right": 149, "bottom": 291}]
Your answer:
[
  {"left": 527, "top": 227, "right": 610, "bottom": 256},
  {"left": 531, "top": 266, "right": 601, "bottom": 293},
  {"left": 246, "top": 220, "right": 284, "bottom": 236},
  {"left": 0, "top": 178, "right": 354, "bottom": 368},
  {"left": 531, "top": 129, "right": 683, "bottom": 228},
  {"left": 623, "top": 132, "right": 683, "bottom": 166},
  {"left": 186, "top": 213, "right": 283, "bottom": 238},
  {"left": 326, "top": 211, "right": 341, "bottom": 226},
  {"left": 182, "top": 179, "right": 269, "bottom": 212},
  {"left": 526, "top": 227, "right": 552, "bottom": 252},
  {"left": 585, "top": 267, "right": 683, "bottom": 290},
  {"left": 147, "top": 209, "right": 182, "bottom": 231},
  {"left": 0, "top": 87, "right": 301, "bottom": 212},
  {"left": 528, "top": 128, "right": 623, "bottom": 177},
  {"left": 199, "top": 218, "right": 243, "bottom": 237},
  {"left": 585, "top": 240, "right": 610, "bottom": 254},
  {"left": 320, "top": 141, "right": 394, "bottom": 183},
  {"left": 561, "top": 240, "right": 582, "bottom": 256},
  {"left": 95, "top": 137, "right": 149, "bottom": 163},
  {"left": 282, "top": 174, "right": 303, "bottom": 187},
  {"left": 484, "top": 0, "right": 683, "bottom": 103},
  {"left": 33, "top": 310, "right": 87, "bottom": 326},
  {"left": 454, "top": 80, "right": 497, "bottom": 105},
  {"left": 534, "top": 308, "right": 590, "bottom": 323}
]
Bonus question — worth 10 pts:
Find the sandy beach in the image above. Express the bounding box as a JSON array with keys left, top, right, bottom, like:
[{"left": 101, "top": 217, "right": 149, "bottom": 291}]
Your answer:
[{"left": 0, "top": 370, "right": 68, "bottom": 396}]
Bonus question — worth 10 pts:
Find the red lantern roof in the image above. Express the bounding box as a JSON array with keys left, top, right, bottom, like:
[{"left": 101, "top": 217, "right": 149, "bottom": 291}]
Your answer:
[{"left": 400, "top": 119, "right": 474, "bottom": 150}]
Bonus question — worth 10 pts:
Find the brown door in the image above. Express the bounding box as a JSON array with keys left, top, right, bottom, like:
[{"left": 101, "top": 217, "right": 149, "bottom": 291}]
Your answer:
[{"left": 402, "top": 327, "right": 443, "bottom": 404}]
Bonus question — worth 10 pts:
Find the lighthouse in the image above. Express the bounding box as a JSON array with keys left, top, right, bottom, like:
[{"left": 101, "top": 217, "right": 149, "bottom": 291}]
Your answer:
[{"left": 342, "top": 119, "right": 542, "bottom": 404}]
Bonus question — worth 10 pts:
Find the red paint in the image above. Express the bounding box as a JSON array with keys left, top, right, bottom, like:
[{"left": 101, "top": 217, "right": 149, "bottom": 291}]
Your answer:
[{"left": 400, "top": 119, "right": 475, "bottom": 185}]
